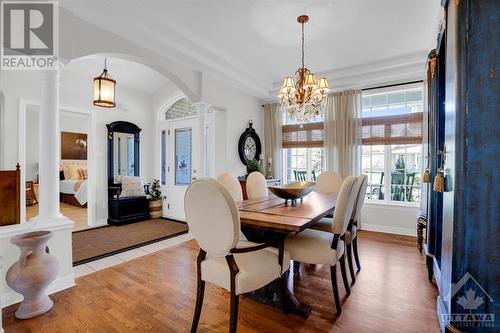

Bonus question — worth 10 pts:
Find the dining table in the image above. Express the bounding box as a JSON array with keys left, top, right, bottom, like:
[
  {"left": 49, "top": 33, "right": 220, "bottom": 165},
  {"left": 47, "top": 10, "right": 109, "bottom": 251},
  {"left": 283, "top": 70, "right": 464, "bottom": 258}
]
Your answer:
[{"left": 237, "top": 191, "right": 337, "bottom": 318}]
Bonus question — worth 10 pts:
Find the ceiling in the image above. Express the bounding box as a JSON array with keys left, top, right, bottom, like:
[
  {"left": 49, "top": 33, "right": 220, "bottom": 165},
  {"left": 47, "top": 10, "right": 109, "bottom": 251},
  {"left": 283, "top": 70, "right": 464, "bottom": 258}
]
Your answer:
[
  {"left": 64, "top": 56, "right": 169, "bottom": 95},
  {"left": 60, "top": 0, "right": 441, "bottom": 99}
]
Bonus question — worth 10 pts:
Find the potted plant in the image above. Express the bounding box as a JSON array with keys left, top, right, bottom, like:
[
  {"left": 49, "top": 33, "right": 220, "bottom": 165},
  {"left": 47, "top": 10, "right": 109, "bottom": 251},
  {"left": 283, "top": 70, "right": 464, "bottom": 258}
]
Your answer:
[
  {"left": 246, "top": 159, "right": 262, "bottom": 176},
  {"left": 146, "top": 179, "right": 166, "bottom": 219}
]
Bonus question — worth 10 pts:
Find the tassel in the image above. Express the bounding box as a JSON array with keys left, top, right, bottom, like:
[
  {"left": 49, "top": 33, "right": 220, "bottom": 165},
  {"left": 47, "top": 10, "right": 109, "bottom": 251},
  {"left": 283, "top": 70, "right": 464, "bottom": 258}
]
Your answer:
[
  {"left": 423, "top": 169, "right": 431, "bottom": 183},
  {"left": 433, "top": 169, "right": 445, "bottom": 192}
]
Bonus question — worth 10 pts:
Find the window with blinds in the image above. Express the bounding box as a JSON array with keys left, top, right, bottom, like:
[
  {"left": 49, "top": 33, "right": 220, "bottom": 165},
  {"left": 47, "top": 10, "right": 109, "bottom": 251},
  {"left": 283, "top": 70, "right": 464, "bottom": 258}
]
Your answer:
[
  {"left": 362, "top": 112, "right": 423, "bottom": 145},
  {"left": 282, "top": 122, "right": 324, "bottom": 148}
]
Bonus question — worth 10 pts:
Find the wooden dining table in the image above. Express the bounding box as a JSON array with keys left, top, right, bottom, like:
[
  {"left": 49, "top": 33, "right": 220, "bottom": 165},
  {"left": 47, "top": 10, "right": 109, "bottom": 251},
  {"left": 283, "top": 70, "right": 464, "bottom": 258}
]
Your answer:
[{"left": 237, "top": 191, "right": 337, "bottom": 318}]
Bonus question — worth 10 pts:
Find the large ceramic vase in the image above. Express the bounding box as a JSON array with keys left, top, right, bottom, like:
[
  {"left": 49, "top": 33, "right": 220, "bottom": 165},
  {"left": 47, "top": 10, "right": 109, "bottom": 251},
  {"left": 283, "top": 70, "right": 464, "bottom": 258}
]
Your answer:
[
  {"left": 6, "top": 231, "right": 59, "bottom": 319},
  {"left": 149, "top": 200, "right": 162, "bottom": 218}
]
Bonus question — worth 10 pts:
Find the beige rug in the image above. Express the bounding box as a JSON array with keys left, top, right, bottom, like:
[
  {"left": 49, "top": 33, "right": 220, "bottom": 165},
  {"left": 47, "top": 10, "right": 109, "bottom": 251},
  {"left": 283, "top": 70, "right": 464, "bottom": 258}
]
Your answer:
[{"left": 72, "top": 219, "right": 188, "bottom": 265}]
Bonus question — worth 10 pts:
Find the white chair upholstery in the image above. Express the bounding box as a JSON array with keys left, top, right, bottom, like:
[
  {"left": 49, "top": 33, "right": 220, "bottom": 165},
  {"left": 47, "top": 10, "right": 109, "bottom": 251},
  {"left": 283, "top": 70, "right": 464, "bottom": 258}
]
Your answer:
[
  {"left": 202, "top": 244, "right": 290, "bottom": 295},
  {"left": 217, "top": 173, "right": 244, "bottom": 202},
  {"left": 185, "top": 178, "right": 290, "bottom": 332},
  {"left": 315, "top": 171, "right": 343, "bottom": 194},
  {"left": 246, "top": 172, "right": 268, "bottom": 199},
  {"left": 344, "top": 174, "right": 368, "bottom": 245}
]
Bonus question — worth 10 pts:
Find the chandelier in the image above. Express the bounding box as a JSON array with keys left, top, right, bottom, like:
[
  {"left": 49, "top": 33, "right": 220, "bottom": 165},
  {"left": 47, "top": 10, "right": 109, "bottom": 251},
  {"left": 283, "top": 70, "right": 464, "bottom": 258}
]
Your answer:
[{"left": 278, "top": 15, "right": 329, "bottom": 121}]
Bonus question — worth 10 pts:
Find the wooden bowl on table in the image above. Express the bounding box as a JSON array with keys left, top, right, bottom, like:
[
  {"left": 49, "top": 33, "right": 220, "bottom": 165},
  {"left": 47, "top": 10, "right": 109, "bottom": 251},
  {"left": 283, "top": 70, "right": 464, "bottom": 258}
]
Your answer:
[{"left": 268, "top": 181, "right": 315, "bottom": 205}]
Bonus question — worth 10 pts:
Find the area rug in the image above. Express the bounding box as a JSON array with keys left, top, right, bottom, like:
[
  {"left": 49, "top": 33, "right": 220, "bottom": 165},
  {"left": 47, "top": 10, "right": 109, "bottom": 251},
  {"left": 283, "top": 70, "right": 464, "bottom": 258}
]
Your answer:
[{"left": 72, "top": 219, "right": 188, "bottom": 265}]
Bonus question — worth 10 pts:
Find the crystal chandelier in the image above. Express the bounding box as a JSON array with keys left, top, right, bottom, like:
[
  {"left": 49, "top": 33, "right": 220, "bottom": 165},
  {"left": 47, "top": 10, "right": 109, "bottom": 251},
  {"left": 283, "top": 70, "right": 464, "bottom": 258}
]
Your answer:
[{"left": 278, "top": 15, "right": 329, "bottom": 121}]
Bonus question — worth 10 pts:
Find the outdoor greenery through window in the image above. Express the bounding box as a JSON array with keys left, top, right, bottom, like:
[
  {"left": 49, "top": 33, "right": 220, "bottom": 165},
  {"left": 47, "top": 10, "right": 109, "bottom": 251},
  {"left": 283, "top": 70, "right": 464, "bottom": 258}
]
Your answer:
[
  {"left": 282, "top": 111, "right": 325, "bottom": 183},
  {"left": 362, "top": 83, "right": 423, "bottom": 204}
]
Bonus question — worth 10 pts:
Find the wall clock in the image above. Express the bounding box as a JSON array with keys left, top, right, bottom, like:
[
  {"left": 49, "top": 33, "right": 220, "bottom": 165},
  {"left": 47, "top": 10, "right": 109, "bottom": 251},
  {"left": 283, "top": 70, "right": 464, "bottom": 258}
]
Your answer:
[{"left": 238, "top": 121, "right": 262, "bottom": 165}]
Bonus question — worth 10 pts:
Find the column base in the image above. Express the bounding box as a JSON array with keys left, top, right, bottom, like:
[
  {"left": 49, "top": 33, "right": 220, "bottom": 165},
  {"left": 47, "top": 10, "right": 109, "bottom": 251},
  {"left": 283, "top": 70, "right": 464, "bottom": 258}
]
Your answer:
[{"left": 28, "top": 215, "right": 74, "bottom": 231}]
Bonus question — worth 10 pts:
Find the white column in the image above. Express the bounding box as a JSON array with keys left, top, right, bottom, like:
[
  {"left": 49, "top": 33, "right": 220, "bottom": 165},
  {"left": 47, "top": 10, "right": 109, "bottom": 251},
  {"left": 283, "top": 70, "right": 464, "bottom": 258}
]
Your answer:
[
  {"left": 35, "top": 69, "right": 63, "bottom": 222},
  {"left": 193, "top": 102, "right": 211, "bottom": 177}
]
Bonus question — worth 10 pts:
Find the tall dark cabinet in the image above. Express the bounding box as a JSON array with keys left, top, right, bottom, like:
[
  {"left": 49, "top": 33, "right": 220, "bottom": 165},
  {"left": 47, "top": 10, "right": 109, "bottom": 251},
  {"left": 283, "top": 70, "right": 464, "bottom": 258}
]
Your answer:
[{"left": 425, "top": 1, "right": 499, "bottom": 332}]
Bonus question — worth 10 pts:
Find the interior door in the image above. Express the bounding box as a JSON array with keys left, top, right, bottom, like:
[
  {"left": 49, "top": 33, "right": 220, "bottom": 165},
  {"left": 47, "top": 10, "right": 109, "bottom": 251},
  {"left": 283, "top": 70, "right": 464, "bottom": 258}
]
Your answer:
[{"left": 164, "top": 117, "right": 200, "bottom": 221}]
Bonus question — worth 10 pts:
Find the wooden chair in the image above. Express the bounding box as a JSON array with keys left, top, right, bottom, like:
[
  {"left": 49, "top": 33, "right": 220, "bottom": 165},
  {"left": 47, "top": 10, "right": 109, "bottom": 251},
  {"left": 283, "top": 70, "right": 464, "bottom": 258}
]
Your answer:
[
  {"left": 0, "top": 164, "right": 21, "bottom": 226},
  {"left": 25, "top": 181, "right": 38, "bottom": 206},
  {"left": 185, "top": 178, "right": 290, "bottom": 333},
  {"left": 246, "top": 171, "right": 268, "bottom": 199},
  {"left": 284, "top": 176, "right": 359, "bottom": 315}
]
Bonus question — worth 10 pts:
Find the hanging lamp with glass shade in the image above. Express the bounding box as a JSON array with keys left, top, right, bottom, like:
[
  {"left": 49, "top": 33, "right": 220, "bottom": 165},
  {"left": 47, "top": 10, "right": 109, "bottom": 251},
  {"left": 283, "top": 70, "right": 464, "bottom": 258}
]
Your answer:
[{"left": 93, "top": 58, "right": 116, "bottom": 108}]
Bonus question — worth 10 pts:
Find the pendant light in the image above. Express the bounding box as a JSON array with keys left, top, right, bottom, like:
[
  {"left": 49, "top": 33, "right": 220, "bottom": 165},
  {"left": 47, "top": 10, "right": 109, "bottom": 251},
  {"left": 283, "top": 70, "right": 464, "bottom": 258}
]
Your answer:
[{"left": 93, "top": 58, "right": 116, "bottom": 108}]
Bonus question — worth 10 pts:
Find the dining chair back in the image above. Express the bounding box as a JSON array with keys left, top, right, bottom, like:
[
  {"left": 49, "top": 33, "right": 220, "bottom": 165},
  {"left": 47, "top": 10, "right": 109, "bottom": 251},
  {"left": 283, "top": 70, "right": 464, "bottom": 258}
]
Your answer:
[
  {"left": 351, "top": 174, "right": 368, "bottom": 221},
  {"left": 246, "top": 171, "right": 268, "bottom": 199},
  {"left": 185, "top": 178, "right": 240, "bottom": 257},
  {"left": 217, "top": 173, "right": 244, "bottom": 202},
  {"left": 315, "top": 171, "right": 343, "bottom": 194},
  {"left": 331, "top": 176, "right": 359, "bottom": 236}
]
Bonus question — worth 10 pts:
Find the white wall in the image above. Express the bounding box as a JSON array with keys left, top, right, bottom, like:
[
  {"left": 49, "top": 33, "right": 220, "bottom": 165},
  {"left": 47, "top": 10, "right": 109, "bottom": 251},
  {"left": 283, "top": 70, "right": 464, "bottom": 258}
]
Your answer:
[
  {"left": 360, "top": 203, "right": 419, "bottom": 236},
  {"left": 25, "top": 110, "right": 39, "bottom": 182},
  {"left": 201, "top": 73, "right": 263, "bottom": 177}
]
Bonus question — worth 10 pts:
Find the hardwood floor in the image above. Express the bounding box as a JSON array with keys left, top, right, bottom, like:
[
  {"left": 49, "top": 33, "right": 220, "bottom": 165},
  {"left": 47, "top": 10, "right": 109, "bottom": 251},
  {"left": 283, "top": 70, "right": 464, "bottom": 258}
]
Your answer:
[
  {"left": 26, "top": 202, "right": 89, "bottom": 231},
  {"left": 2, "top": 231, "right": 440, "bottom": 332}
]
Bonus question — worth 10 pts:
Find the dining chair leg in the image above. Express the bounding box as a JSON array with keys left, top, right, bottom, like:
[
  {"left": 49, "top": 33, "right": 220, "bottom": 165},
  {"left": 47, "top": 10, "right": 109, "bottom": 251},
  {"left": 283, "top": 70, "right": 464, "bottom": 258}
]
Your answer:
[
  {"left": 339, "top": 254, "right": 351, "bottom": 296},
  {"left": 280, "top": 271, "right": 289, "bottom": 314},
  {"left": 293, "top": 260, "right": 301, "bottom": 275},
  {"left": 353, "top": 237, "right": 361, "bottom": 272},
  {"left": 191, "top": 250, "right": 207, "bottom": 333},
  {"left": 229, "top": 291, "right": 239, "bottom": 333},
  {"left": 330, "top": 265, "right": 342, "bottom": 315},
  {"left": 346, "top": 243, "right": 356, "bottom": 284}
]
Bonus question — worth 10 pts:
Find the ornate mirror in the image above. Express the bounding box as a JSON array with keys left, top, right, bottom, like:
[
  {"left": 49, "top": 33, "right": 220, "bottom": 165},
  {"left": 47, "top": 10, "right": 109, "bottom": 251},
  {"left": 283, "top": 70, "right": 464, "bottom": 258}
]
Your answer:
[{"left": 106, "top": 121, "right": 141, "bottom": 185}]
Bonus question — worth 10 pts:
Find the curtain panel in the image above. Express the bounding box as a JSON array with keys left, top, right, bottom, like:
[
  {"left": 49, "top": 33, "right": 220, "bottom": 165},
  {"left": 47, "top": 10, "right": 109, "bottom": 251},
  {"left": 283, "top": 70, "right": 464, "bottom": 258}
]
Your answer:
[
  {"left": 263, "top": 103, "right": 282, "bottom": 179},
  {"left": 324, "top": 90, "right": 362, "bottom": 179}
]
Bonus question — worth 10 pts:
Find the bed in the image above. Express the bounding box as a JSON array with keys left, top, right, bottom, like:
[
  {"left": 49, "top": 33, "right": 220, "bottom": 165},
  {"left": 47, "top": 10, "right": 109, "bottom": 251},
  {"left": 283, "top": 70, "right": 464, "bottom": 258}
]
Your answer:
[{"left": 60, "top": 160, "right": 88, "bottom": 207}]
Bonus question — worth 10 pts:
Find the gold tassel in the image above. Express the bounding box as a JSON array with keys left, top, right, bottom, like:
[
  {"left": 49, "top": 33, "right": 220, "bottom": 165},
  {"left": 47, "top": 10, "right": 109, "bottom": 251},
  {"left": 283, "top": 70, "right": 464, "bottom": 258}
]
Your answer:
[
  {"left": 423, "top": 169, "right": 431, "bottom": 183},
  {"left": 433, "top": 169, "right": 445, "bottom": 192}
]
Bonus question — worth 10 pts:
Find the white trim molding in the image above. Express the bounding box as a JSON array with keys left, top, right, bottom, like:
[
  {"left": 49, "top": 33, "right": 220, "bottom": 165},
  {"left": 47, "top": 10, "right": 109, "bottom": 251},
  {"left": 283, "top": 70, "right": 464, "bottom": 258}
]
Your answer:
[{"left": 360, "top": 223, "right": 415, "bottom": 237}]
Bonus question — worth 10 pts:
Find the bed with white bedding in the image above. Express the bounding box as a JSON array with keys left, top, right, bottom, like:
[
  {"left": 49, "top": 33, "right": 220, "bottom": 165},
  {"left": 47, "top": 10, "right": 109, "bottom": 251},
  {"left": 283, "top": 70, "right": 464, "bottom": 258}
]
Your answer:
[
  {"left": 60, "top": 179, "right": 88, "bottom": 206},
  {"left": 60, "top": 160, "right": 88, "bottom": 207}
]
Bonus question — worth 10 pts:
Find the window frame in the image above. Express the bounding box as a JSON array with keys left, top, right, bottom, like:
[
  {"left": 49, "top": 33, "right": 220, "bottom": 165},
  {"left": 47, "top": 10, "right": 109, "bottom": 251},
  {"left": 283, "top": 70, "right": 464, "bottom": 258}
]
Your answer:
[{"left": 362, "top": 83, "right": 424, "bottom": 207}]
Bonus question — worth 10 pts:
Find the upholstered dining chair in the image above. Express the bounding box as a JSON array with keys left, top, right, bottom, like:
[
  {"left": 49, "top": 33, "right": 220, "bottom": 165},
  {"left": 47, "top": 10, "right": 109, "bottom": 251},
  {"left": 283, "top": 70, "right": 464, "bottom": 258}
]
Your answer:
[
  {"left": 217, "top": 173, "right": 244, "bottom": 202},
  {"left": 284, "top": 176, "right": 358, "bottom": 315},
  {"left": 308, "top": 174, "right": 368, "bottom": 285},
  {"left": 185, "top": 178, "right": 290, "bottom": 333},
  {"left": 315, "top": 171, "right": 343, "bottom": 194},
  {"left": 217, "top": 173, "right": 248, "bottom": 241},
  {"left": 246, "top": 171, "right": 268, "bottom": 199},
  {"left": 344, "top": 174, "right": 368, "bottom": 284}
]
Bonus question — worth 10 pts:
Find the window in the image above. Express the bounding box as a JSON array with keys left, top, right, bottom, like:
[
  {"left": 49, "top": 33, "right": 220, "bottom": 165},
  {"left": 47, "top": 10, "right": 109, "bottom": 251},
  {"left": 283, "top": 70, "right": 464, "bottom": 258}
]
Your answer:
[
  {"left": 281, "top": 113, "right": 325, "bottom": 183},
  {"left": 362, "top": 84, "right": 423, "bottom": 204}
]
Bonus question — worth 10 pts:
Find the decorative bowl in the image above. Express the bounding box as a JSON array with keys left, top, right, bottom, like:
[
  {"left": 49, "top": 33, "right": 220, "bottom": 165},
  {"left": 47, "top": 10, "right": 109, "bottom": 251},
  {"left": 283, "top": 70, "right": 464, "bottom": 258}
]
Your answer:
[{"left": 268, "top": 181, "right": 315, "bottom": 205}]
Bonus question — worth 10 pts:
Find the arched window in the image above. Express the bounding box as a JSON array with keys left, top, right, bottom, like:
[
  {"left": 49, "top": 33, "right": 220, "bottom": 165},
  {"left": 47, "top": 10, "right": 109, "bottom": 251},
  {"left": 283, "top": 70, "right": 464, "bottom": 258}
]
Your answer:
[{"left": 164, "top": 98, "right": 196, "bottom": 120}]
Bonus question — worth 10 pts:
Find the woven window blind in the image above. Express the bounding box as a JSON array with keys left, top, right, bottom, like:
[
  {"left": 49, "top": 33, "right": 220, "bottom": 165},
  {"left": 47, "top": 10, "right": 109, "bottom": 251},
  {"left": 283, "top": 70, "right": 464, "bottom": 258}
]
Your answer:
[
  {"left": 362, "top": 112, "right": 423, "bottom": 145},
  {"left": 282, "top": 122, "right": 324, "bottom": 148}
]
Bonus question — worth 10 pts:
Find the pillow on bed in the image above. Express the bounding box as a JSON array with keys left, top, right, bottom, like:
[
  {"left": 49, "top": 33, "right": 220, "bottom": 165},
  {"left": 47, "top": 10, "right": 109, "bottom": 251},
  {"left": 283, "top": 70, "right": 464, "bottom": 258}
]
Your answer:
[
  {"left": 78, "top": 168, "right": 88, "bottom": 180},
  {"left": 63, "top": 164, "right": 81, "bottom": 180},
  {"left": 120, "top": 176, "right": 146, "bottom": 197}
]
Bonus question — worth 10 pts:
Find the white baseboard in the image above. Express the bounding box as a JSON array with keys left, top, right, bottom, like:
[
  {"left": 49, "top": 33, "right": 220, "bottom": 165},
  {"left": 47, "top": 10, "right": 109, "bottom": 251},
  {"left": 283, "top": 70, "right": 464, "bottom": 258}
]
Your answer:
[
  {"left": 91, "top": 218, "right": 108, "bottom": 228},
  {"left": 360, "top": 223, "right": 416, "bottom": 236},
  {"left": 1, "top": 273, "right": 75, "bottom": 308}
]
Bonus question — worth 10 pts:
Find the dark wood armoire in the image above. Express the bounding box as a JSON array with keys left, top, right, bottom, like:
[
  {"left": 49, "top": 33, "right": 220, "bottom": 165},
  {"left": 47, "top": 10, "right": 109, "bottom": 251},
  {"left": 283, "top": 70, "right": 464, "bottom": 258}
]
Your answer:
[{"left": 425, "top": 1, "right": 499, "bottom": 332}]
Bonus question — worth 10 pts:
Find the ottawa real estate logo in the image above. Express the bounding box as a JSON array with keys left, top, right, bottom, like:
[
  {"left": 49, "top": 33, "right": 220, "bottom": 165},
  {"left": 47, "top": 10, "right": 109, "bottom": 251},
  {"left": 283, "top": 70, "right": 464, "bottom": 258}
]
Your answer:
[
  {"left": 1, "top": 1, "right": 58, "bottom": 70},
  {"left": 443, "top": 272, "right": 495, "bottom": 329}
]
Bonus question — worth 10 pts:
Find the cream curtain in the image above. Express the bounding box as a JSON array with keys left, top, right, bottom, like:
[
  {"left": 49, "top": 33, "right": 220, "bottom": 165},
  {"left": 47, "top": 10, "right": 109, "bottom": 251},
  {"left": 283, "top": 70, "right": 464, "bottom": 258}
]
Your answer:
[
  {"left": 263, "top": 103, "right": 282, "bottom": 179},
  {"left": 324, "top": 90, "right": 362, "bottom": 179}
]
